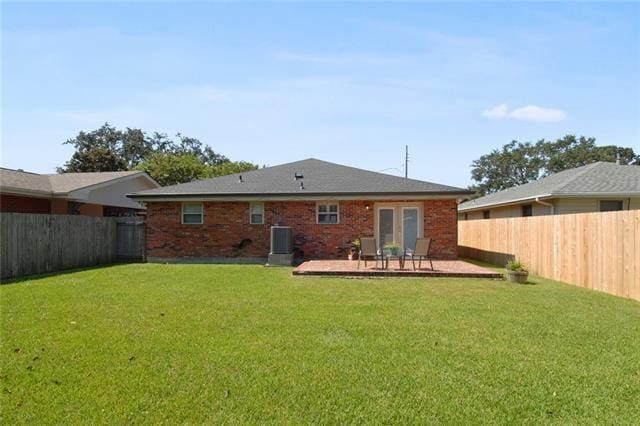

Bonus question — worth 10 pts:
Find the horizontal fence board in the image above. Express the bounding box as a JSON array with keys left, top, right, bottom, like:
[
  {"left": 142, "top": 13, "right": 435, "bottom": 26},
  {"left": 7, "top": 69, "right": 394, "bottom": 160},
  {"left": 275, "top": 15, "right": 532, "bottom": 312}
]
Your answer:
[
  {"left": 1, "top": 213, "right": 144, "bottom": 280},
  {"left": 459, "top": 210, "right": 640, "bottom": 301}
]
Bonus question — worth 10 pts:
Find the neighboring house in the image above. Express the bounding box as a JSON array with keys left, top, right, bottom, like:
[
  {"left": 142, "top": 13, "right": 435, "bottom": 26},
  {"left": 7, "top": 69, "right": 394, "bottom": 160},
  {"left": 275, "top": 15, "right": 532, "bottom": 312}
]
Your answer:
[
  {"left": 459, "top": 162, "right": 640, "bottom": 220},
  {"left": 0, "top": 168, "right": 160, "bottom": 216},
  {"left": 128, "top": 158, "right": 473, "bottom": 261}
]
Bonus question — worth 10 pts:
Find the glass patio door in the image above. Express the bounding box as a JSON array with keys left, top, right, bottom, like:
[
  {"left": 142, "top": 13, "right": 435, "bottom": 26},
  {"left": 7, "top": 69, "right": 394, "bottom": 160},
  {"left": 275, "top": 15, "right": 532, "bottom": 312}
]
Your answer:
[
  {"left": 402, "top": 207, "right": 419, "bottom": 251},
  {"left": 378, "top": 208, "right": 395, "bottom": 250}
]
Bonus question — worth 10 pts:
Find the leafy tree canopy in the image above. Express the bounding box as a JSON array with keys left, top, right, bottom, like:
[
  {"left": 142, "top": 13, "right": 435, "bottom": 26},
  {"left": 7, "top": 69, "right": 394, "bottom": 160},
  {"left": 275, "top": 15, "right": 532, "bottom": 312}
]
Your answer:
[
  {"left": 136, "top": 153, "right": 258, "bottom": 187},
  {"left": 58, "top": 123, "right": 258, "bottom": 185},
  {"left": 470, "top": 135, "right": 639, "bottom": 196}
]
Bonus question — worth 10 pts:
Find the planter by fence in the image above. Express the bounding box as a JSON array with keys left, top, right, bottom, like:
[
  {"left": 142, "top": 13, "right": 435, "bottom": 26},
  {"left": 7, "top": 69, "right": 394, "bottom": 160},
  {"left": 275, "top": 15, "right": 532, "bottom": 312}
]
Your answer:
[
  {"left": 1, "top": 213, "right": 145, "bottom": 280},
  {"left": 458, "top": 210, "right": 640, "bottom": 301}
]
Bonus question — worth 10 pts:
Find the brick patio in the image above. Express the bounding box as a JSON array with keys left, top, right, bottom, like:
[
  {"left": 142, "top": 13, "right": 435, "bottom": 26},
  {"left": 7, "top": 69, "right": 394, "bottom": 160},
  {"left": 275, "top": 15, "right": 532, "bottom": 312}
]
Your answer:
[{"left": 292, "top": 259, "right": 503, "bottom": 278}]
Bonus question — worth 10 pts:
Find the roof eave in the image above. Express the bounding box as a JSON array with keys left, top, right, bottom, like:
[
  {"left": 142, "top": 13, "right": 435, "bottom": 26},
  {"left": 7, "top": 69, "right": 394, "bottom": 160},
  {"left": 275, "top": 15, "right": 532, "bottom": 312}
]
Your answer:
[
  {"left": 128, "top": 190, "right": 474, "bottom": 202},
  {"left": 49, "top": 171, "right": 158, "bottom": 194},
  {"left": 551, "top": 192, "right": 640, "bottom": 198},
  {"left": 458, "top": 194, "right": 554, "bottom": 212},
  {"left": 0, "top": 186, "right": 54, "bottom": 198}
]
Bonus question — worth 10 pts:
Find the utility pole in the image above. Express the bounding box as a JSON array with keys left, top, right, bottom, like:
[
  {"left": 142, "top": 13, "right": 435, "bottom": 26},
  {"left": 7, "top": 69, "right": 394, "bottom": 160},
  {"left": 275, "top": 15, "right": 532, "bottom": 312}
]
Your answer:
[{"left": 405, "top": 145, "right": 409, "bottom": 178}]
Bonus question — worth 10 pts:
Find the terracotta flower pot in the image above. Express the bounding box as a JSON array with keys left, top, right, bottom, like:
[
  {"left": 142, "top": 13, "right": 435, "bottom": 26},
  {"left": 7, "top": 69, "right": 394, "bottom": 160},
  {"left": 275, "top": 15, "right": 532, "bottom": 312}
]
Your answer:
[{"left": 505, "top": 270, "right": 529, "bottom": 284}]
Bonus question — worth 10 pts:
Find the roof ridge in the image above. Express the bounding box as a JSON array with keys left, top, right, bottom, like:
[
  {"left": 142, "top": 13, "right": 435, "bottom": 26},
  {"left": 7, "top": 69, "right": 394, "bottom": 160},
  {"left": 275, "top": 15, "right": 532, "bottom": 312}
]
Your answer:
[
  {"left": 0, "top": 167, "right": 42, "bottom": 176},
  {"left": 44, "top": 170, "right": 141, "bottom": 176}
]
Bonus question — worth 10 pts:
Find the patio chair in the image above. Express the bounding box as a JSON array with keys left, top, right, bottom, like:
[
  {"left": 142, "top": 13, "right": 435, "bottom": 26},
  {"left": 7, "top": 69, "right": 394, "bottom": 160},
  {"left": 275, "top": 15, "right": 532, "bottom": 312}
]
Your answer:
[
  {"left": 357, "top": 237, "right": 383, "bottom": 269},
  {"left": 405, "top": 237, "right": 434, "bottom": 271}
]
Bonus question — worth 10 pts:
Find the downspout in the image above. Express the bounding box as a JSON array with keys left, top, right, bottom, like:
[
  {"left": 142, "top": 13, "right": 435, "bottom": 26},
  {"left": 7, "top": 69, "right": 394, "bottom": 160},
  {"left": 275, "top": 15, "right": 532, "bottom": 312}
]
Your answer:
[{"left": 535, "top": 197, "right": 554, "bottom": 215}]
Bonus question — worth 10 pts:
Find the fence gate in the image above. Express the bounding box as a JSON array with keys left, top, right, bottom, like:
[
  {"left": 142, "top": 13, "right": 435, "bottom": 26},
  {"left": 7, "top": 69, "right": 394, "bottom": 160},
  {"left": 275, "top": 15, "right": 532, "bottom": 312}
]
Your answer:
[{"left": 116, "top": 218, "right": 145, "bottom": 262}]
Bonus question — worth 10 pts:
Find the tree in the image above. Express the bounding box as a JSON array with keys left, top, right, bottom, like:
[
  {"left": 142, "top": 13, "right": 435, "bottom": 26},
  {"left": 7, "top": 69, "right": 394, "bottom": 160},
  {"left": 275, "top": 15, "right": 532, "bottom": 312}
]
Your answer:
[
  {"left": 470, "top": 140, "right": 545, "bottom": 195},
  {"left": 541, "top": 135, "right": 638, "bottom": 173},
  {"left": 470, "top": 135, "right": 639, "bottom": 195},
  {"left": 58, "top": 123, "right": 253, "bottom": 182},
  {"left": 136, "top": 153, "right": 212, "bottom": 187},
  {"left": 174, "top": 134, "right": 228, "bottom": 166},
  {"left": 58, "top": 123, "right": 128, "bottom": 172},
  {"left": 210, "top": 161, "right": 258, "bottom": 177},
  {"left": 121, "top": 127, "right": 154, "bottom": 169},
  {"left": 136, "top": 153, "right": 258, "bottom": 186}
]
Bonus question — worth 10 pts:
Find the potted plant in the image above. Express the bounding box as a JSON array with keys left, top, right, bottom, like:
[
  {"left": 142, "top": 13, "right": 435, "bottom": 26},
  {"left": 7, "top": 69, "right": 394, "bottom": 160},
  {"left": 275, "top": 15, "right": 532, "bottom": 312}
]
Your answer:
[
  {"left": 348, "top": 238, "right": 361, "bottom": 261},
  {"left": 505, "top": 259, "right": 529, "bottom": 283},
  {"left": 383, "top": 242, "right": 401, "bottom": 256}
]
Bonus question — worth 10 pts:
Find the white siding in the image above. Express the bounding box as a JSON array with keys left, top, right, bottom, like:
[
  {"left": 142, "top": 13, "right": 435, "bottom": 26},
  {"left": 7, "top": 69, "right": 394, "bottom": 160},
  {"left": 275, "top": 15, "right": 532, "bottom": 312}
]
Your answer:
[
  {"left": 85, "top": 176, "right": 158, "bottom": 209},
  {"left": 555, "top": 197, "right": 640, "bottom": 214},
  {"left": 462, "top": 202, "right": 552, "bottom": 220},
  {"left": 461, "top": 197, "right": 640, "bottom": 220}
]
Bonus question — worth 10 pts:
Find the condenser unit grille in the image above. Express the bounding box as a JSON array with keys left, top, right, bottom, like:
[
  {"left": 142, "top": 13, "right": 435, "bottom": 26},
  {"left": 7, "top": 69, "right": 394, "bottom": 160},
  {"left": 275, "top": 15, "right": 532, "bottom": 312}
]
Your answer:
[{"left": 270, "top": 226, "right": 293, "bottom": 254}]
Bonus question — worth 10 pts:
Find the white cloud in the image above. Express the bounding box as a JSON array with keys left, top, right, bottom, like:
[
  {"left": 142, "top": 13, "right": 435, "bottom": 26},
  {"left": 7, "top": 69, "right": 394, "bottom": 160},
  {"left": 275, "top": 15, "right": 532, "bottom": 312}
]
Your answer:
[
  {"left": 481, "top": 103, "right": 509, "bottom": 119},
  {"left": 509, "top": 105, "right": 567, "bottom": 122},
  {"left": 482, "top": 104, "right": 567, "bottom": 122}
]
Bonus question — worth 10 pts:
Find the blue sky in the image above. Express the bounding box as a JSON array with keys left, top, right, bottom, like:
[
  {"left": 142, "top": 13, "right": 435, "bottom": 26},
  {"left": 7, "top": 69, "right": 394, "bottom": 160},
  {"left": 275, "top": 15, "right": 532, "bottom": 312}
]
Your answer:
[{"left": 2, "top": 2, "right": 639, "bottom": 187}]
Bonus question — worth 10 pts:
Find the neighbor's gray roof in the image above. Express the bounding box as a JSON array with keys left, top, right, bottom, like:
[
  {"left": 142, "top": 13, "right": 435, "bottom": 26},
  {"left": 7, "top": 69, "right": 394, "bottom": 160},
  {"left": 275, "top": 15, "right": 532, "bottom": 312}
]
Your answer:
[
  {"left": 0, "top": 168, "right": 147, "bottom": 196},
  {"left": 130, "top": 158, "right": 472, "bottom": 199},
  {"left": 45, "top": 171, "right": 142, "bottom": 193},
  {"left": 0, "top": 168, "right": 52, "bottom": 195},
  {"left": 459, "top": 162, "right": 640, "bottom": 211}
]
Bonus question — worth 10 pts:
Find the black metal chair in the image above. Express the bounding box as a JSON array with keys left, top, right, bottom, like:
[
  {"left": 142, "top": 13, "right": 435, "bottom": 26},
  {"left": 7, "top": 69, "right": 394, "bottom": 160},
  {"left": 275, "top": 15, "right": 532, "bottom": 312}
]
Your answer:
[{"left": 405, "top": 238, "right": 434, "bottom": 270}]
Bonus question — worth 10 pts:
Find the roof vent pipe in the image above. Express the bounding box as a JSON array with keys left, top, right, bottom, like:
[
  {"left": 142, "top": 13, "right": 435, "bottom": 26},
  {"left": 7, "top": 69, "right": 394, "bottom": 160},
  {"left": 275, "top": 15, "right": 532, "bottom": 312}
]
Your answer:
[
  {"left": 238, "top": 175, "right": 243, "bottom": 183},
  {"left": 299, "top": 181, "right": 304, "bottom": 190}
]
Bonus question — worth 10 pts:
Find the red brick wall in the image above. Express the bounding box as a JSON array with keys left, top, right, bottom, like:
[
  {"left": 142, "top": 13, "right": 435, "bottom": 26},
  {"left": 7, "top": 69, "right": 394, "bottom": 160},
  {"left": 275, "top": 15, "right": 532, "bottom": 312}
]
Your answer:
[
  {"left": 423, "top": 199, "right": 459, "bottom": 260},
  {"left": 0, "top": 194, "right": 51, "bottom": 214},
  {"left": 145, "top": 199, "right": 459, "bottom": 260}
]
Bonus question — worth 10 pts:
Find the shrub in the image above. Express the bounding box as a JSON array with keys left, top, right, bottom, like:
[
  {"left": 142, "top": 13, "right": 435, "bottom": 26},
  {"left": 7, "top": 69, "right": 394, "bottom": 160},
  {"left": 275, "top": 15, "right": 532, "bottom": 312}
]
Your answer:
[{"left": 506, "top": 259, "right": 528, "bottom": 272}]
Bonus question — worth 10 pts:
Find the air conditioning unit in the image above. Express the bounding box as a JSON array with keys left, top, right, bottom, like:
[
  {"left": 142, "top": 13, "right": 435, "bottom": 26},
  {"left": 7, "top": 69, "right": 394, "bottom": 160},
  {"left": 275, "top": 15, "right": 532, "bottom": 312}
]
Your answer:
[{"left": 270, "top": 226, "right": 293, "bottom": 254}]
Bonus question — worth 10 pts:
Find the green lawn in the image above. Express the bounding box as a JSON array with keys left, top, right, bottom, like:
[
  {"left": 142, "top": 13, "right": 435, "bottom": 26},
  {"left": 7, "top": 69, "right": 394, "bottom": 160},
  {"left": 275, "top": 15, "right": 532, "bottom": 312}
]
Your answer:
[{"left": 1, "top": 264, "right": 639, "bottom": 424}]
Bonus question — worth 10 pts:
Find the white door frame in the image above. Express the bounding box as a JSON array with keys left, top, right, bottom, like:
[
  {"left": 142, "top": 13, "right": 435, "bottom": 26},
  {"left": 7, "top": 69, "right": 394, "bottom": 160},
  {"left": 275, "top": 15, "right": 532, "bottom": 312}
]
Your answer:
[
  {"left": 376, "top": 206, "right": 396, "bottom": 249},
  {"left": 374, "top": 203, "right": 423, "bottom": 249},
  {"left": 401, "top": 206, "right": 422, "bottom": 250}
]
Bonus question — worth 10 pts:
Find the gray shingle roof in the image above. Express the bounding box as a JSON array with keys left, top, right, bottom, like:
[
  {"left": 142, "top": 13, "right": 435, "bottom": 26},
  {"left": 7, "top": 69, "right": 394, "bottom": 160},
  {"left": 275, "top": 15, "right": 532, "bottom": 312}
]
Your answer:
[
  {"left": 130, "top": 158, "right": 472, "bottom": 199},
  {"left": 46, "top": 171, "right": 142, "bottom": 193},
  {"left": 459, "top": 162, "right": 640, "bottom": 211},
  {"left": 1, "top": 168, "right": 146, "bottom": 195},
  {"left": 0, "top": 168, "right": 52, "bottom": 195}
]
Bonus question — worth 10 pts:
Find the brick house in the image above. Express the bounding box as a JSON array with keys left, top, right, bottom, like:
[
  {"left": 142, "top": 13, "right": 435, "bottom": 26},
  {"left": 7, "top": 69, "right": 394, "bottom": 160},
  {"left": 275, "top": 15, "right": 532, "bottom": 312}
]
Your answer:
[
  {"left": 0, "top": 168, "right": 159, "bottom": 216},
  {"left": 129, "top": 159, "right": 473, "bottom": 261}
]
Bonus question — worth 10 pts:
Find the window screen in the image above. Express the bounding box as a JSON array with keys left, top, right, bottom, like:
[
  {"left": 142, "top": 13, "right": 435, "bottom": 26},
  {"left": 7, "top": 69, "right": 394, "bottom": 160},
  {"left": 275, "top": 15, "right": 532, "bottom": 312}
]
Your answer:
[
  {"left": 182, "top": 202, "right": 203, "bottom": 224},
  {"left": 250, "top": 202, "right": 264, "bottom": 224},
  {"left": 317, "top": 203, "right": 339, "bottom": 224}
]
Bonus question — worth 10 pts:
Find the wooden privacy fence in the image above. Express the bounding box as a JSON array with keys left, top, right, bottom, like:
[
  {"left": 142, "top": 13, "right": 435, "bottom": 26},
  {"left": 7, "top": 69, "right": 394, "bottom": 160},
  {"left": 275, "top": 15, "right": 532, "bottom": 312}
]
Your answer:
[
  {"left": 1, "top": 213, "right": 145, "bottom": 280},
  {"left": 458, "top": 210, "right": 640, "bottom": 301},
  {"left": 115, "top": 218, "right": 146, "bottom": 262}
]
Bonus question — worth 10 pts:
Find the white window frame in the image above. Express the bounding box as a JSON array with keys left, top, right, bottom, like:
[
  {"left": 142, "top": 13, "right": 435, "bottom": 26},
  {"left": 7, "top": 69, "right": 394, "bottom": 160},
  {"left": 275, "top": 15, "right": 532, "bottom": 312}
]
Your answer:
[
  {"left": 249, "top": 202, "right": 264, "bottom": 225},
  {"left": 316, "top": 202, "right": 339, "bottom": 224},
  {"left": 181, "top": 202, "right": 203, "bottom": 225}
]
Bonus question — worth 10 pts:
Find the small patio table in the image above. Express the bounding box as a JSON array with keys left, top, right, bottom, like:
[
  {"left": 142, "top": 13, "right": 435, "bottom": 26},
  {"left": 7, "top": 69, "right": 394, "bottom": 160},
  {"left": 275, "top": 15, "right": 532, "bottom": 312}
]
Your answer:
[{"left": 382, "top": 249, "right": 405, "bottom": 270}]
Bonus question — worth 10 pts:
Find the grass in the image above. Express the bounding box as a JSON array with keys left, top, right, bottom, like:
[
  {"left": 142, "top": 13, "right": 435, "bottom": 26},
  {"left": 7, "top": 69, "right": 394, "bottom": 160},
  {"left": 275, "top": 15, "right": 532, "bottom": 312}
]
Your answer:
[{"left": 1, "top": 264, "right": 639, "bottom": 424}]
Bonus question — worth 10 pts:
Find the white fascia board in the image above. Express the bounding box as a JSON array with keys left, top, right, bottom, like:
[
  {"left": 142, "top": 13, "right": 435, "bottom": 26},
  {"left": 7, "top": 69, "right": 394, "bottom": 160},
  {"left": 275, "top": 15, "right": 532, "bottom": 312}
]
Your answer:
[
  {"left": 458, "top": 194, "right": 553, "bottom": 212},
  {"left": 129, "top": 194, "right": 465, "bottom": 203}
]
